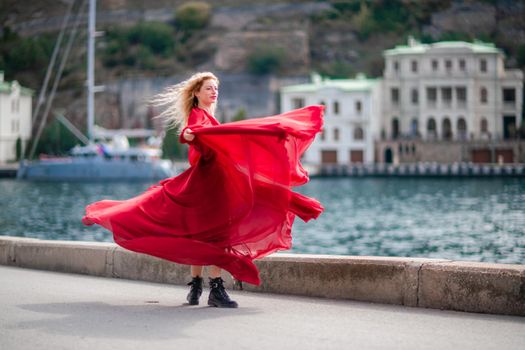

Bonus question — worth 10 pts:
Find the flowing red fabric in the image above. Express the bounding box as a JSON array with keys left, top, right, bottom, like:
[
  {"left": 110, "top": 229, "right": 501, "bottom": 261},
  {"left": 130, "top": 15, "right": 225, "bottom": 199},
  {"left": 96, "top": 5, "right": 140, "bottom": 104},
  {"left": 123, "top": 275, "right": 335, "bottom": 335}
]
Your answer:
[{"left": 82, "top": 105, "right": 324, "bottom": 285}]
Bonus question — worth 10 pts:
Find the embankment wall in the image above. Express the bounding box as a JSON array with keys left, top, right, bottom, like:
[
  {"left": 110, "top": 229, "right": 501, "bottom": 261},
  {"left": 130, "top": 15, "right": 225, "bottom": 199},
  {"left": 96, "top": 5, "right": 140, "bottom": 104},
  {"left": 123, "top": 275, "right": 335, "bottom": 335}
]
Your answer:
[{"left": 1, "top": 236, "right": 523, "bottom": 316}]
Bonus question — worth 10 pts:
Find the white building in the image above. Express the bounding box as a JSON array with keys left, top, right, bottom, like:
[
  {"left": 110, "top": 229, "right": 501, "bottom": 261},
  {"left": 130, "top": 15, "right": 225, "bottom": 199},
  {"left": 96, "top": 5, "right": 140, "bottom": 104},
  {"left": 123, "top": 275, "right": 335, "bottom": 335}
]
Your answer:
[
  {"left": 0, "top": 72, "right": 33, "bottom": 163},
  {"left": 281, "top": 74, "right": 381, "bottom": 165},
  {"left": 382, "top": 38, "right": 523, "bottom": 142}
]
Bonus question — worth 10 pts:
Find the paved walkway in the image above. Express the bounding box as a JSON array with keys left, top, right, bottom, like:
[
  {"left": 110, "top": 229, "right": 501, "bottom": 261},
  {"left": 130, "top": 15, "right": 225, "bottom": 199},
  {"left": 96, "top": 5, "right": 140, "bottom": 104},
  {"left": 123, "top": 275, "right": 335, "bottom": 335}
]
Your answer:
[{"left": 1, "top": 266, "right": 524, "bottom": 350}]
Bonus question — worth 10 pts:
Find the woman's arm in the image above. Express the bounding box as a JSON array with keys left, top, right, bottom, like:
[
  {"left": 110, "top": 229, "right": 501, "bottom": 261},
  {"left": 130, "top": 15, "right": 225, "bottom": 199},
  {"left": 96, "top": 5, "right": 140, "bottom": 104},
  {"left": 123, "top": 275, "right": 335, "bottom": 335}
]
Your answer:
[{"left": 179, "top": 109, "right": 203, "bottom": 144}]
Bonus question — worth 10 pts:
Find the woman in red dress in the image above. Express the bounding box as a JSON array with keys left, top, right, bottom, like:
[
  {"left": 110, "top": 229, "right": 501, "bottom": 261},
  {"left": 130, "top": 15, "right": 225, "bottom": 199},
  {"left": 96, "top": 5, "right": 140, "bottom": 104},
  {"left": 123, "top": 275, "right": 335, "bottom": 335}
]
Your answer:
[{"left": 82, "top": 72, "right": 324, "bottom": 308}]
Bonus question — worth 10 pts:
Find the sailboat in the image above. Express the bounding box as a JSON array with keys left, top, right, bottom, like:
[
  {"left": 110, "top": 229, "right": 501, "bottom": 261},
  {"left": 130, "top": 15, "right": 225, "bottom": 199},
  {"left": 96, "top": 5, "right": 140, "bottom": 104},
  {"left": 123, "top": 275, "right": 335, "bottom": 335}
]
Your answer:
[{"left": 17, "top": 0, "right": 174, "bottom": 181}]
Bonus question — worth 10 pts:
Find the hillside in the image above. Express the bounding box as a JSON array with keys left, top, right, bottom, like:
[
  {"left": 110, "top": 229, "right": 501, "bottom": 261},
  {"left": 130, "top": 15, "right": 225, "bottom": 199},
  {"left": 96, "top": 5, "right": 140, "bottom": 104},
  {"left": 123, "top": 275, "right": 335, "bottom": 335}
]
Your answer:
[
  {"left": 1, "top": 0, "right": 524, "bottom": 89},
  {"left": 0, "top": 0, "right": 523, "bottom": 156}
]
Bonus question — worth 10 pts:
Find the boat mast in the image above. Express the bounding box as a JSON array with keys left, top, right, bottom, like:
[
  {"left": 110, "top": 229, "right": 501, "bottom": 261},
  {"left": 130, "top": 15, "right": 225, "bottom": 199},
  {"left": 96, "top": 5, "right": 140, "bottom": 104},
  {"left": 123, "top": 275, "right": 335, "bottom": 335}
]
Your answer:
[{"left": 87, "top": 0, "right": 96, "bottom": 142}]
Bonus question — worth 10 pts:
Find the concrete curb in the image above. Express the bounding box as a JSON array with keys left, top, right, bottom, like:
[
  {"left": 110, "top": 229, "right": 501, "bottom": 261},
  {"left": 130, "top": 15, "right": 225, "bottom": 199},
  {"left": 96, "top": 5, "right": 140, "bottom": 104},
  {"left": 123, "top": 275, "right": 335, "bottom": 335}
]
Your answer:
[{"left": 1, "top": 236, "right": 523, "bottom": 316}]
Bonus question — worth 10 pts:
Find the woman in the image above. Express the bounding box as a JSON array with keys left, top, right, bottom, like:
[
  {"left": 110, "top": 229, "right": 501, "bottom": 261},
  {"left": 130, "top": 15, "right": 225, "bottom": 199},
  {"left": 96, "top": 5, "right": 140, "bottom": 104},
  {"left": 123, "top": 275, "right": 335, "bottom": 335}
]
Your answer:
[{"left": 82, "top": 72, "right": 324, "bottom": 308}]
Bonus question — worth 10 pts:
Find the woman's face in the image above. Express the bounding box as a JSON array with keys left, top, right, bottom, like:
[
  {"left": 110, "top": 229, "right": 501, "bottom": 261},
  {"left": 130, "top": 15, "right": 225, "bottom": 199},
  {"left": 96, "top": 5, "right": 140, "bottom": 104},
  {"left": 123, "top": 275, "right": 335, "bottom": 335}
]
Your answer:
[{"left": 195, "top": 79, "right": 218, "bottom": 106}]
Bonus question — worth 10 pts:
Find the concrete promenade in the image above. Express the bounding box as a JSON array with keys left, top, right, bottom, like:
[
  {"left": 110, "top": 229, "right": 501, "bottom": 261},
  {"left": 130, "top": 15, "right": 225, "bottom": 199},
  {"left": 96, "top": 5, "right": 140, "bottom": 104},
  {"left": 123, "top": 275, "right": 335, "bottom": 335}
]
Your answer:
[
  {"left": 1, "top": 236, "right": 524, "bottom": 317},
  {"left": 1, "top": 265, "right": 524, "bottom": 350}
]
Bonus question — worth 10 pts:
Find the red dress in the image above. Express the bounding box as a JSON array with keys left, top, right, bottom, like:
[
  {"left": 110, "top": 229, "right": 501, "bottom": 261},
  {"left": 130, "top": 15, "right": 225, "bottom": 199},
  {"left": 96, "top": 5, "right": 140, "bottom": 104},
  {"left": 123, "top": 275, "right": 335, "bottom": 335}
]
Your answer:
[{"left": 82, "top": 106, "right": 324, "bottom": 285}]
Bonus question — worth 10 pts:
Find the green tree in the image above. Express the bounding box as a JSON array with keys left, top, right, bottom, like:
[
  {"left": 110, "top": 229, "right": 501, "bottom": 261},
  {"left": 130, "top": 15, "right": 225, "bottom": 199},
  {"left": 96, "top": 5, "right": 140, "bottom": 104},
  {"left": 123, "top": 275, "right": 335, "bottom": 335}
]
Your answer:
[
  {"left": 248, "top": 46, "right": 286, "bottom": 75},
  {"left": 517, "top": 44, "right": 525, "bottom": 68},
  {"left": 34, "top": 119, "right": 79, "bottom": 156},
  {"left": 175, "top": 2, "right": 211, "bottom": 31},
  {"left": 232, "top": 108, "right": 247, "bottom": 122},
  {"left": 15, "top": 137, "right": 22, "bottom": 161},
  {"left": 161, "top": 127, "right": 185, "bottom": 159},
  {"left": 127, "top": 22, "right": 174, "bottom": 55}
]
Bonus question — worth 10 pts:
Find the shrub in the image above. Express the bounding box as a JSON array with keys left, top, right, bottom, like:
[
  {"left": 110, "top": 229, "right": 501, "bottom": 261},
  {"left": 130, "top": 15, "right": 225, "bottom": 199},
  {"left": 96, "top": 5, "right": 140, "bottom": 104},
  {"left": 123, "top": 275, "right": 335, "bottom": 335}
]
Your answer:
[
  {"left": 7, "top": 36, "right": 52, "bottom": 71},
  {"left": 518, "top": 44, "right": 525, "bottom": 68},
  {"left": 162, "top": 127, "right": 185, "bottom": 159},
  {"left": 247, "top": 46, "right": 286, "bottom": 75},
  {"left": 175, "top": 2, "right": 211, "bottom": 31},
  {"left": 15, "top": 137, "right": 22, "bottom": 161},
  {"left": 127, "top": 22, "right": 174, "bottom": 55},
  {"left": 136, "top": 45, "right": 155, "bottom": 69},
  {"left": 232, "top": 108, "right": 247, "bottom": 122},
  {"left": 35, "top": 119, "right": 79, "bottom": 156}
]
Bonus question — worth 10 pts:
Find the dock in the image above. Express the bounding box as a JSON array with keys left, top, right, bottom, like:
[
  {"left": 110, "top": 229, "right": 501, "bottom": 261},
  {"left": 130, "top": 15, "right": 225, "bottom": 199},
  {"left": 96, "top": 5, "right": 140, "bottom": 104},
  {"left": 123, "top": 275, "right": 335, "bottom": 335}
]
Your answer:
[
  {"left": 317, "top": 162, "right": 525, "bottom": 177},
  {"left": 0, "top": 163, "right": 18, "bottom": 178}
]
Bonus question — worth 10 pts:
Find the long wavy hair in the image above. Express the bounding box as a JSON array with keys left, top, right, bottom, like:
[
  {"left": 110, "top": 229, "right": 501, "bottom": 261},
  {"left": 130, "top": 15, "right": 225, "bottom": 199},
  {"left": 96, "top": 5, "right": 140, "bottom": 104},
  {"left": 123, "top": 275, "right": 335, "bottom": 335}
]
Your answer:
[{"left": 151, "top": 72, "right": 219, "bottom": 131}]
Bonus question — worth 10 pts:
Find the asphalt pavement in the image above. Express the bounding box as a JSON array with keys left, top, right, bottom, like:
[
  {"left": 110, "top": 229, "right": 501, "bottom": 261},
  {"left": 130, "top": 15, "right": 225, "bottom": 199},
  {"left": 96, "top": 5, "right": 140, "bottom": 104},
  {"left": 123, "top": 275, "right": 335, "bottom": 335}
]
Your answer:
[{"left": 1, "top": 265, "right": 524, "bottom": 350}]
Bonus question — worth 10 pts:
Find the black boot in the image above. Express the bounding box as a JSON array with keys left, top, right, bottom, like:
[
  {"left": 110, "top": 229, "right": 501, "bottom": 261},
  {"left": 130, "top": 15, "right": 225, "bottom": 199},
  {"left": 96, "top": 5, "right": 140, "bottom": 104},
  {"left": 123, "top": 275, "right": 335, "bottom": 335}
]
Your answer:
[
  {"left": 186, "top": 276, "right": 203, "bottom": 305},
  {"left": 208, "top": 277, "right": 238, "bottom": 308}
]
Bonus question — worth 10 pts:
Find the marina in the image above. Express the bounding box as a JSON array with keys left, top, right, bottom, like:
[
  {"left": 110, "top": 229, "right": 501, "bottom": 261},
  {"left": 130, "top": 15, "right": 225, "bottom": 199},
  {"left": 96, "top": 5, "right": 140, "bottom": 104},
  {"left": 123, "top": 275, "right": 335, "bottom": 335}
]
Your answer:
[{"left": 1, "top": 176, "right": 523, "bottom": 265}]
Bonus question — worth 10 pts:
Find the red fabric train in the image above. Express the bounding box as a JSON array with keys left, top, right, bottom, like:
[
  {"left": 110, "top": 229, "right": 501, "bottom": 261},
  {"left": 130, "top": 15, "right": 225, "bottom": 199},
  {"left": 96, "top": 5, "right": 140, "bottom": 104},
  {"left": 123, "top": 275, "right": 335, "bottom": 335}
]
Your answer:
[{"left": 82, "top": 105, "right": 324, "bottom": 285}]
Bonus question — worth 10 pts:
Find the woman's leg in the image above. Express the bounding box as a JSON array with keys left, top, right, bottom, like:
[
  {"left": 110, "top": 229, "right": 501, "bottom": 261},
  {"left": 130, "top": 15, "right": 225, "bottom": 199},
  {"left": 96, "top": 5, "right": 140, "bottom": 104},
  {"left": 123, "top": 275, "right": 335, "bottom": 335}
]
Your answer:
[
  {"left": 208, "top": 265, "right": 222, "bottom": 278},
  {"left": 191, "top": 265, "right": 203, "bottom": 277}
]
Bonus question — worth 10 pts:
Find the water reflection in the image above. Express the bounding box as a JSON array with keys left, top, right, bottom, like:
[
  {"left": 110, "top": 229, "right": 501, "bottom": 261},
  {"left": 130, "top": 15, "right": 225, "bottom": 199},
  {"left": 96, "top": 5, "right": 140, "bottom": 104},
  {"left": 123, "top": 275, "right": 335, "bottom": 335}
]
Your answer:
[
  {"left": 292, "top": 178, "right": 525, "bottom": 264},
  {"left": 1, "top": 178, "right": 524, "bottom": 264}
]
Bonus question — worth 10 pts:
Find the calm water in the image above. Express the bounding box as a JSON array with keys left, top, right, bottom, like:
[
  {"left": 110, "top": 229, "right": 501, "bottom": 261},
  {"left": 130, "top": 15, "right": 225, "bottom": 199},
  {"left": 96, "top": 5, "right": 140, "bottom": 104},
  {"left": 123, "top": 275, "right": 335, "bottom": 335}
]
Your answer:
[{"left": 1, "top": 178, "right": 524, "bottom": 264}]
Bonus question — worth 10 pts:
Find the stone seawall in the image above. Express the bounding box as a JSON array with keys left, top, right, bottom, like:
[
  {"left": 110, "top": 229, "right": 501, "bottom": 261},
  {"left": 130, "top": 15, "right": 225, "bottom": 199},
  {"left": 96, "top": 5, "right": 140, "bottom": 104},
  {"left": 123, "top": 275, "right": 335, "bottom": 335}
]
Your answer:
[{"left": 1, "top": 236, "right": 523, "bottom": 316}]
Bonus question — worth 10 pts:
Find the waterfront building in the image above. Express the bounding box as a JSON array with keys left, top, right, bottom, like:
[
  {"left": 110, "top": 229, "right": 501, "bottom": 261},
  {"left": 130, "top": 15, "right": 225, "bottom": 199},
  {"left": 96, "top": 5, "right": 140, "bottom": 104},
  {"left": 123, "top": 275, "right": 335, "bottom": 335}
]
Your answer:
[
  {"left": 0, "top": 72, "right": 32, "bottom": 163},
  {"left": 280, "top": 74, "right": 381, "bottom": 165},
  {"left": 378, "top": 38, "right": 524, "bottom": 164}
]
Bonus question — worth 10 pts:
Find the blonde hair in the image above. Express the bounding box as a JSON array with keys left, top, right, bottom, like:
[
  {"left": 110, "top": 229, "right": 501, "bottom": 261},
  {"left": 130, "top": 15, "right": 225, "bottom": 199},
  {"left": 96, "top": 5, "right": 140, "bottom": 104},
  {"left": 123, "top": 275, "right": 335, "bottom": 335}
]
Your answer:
[{"left": 151, "top": 72, "right": 219, "bottom": 130}]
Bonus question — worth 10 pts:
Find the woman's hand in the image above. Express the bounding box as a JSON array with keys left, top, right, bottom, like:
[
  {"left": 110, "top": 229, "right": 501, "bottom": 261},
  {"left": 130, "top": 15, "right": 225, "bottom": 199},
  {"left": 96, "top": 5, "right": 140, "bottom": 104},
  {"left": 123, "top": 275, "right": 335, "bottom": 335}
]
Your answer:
[{"left": 183, "top": 128, "right": 195, "bottom": 142}]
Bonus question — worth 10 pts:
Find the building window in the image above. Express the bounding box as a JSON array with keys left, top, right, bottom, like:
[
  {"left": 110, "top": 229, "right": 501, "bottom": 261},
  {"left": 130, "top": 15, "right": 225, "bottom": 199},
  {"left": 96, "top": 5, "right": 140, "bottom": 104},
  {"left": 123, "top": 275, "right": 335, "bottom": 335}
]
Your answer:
[
  {"left": 445, "top": 59, "right": 452, "bottom": 71},
  {"left": 355, "top": 100, "right": 362, "bottom": 113},
  {"left": 480, "top": 87, "right": 488, "bottom": 103},
  {"left": 442, "top": 118, "right": 452, "bottom": 140},
  {"left": 353, "top": 127, "right": 364, "bottom": 140},
  {"left": 393, "top": 60, "right": 399, "bottom": 73},
  {"left": 427, "top": 87, "right": 437, "bottom": 106},
  {"left": 459, "top": 59, "right": 466, "bottom": 71},
  {"left": 320, "top": 129, "right": 325, "bottom": 141},
  {"left": 333, "top": 101, "right": 340, "bottom": 115},
  {"left": 480, "top": 118, "right": 488, "bottom": 133},
  {"left": 411, "top": 60, "right": 418, "bottom": 73},
  {"left": 292, "top": 98, "right": 305, "bottom": 109},
  {"left": 391, "top": 88, "right": 400, "bottom": 105},
  {"left": 392, "top": 118, "right": 400, "bottom": 139},
  {"left": 456, "top": 87, "right": 467, "bottom": 107},
  {"left": 411, "top": 89, "right": 418, "bottom": 104},
  {"left": 480, "top": 59, "right": 487, "bottom": 72},
  {"left": 503, "top": 115, "right": 517, "bottom": 139},
  {"left": 432, "top": 59, "right": 438, "bottom": 71},
  {"left": 410, "top": 118, "right": 419, "bottom": 137},
  {"left": 503, "top": 88, "right": 516, "bottom": 104},
  {"left": 441, "top": 87, "right": 452, "bottom": 107},
  {"left": 333, "top": 128, "right": 340, "bottom": 141},
  {"left": 427, "top": 118, "right": 437, "bottom": 139},
  {"left": 457, "top": 118, "right": 467, "bottom": 140}
]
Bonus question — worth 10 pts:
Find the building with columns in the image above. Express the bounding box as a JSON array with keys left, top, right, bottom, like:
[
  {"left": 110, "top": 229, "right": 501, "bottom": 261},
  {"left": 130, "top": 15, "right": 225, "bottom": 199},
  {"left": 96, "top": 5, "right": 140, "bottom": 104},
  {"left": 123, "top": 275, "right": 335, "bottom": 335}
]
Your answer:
[
  {"left": 0, "top": 72, "right": 33, "bottom": 163},
  {"left": 378, "top": 38, "right": 523, "bottom": 163},
  {"left": 281, "top": 74, "right": 381, "bottom": 165}
]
